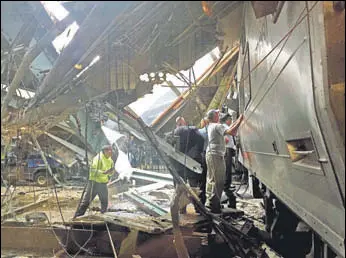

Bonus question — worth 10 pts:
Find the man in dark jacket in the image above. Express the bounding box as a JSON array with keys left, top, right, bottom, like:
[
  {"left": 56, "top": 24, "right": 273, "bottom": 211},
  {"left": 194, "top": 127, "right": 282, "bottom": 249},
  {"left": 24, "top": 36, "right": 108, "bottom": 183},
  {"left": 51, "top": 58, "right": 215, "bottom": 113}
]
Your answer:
[{"left": 173, "top": 116, "right": 204, "bottom": 213}]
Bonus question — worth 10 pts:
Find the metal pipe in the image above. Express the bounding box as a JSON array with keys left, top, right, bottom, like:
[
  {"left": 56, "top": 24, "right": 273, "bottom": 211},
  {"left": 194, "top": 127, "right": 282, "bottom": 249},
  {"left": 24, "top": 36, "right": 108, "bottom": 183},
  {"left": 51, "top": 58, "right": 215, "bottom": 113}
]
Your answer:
[
  {"left": 272, "top": 1, "right": 285, "bottom": 24},
  {"left": 1, "top": 16, "right": 72, "bottom": 120},
  {"left": 106, "top": 223, "right": 118, "bottom": 258},
  {"left": 170, "top": 185, "right": 191, "bottom": 258},
  {"left": 31, "top": 133, "right": 64, "bottom": 186},
  {"left": 29, "top": 2, "right": 120, "bottom": 106},
  {"left": 125, "top": 106, "right": 268, "bottom": 257}
]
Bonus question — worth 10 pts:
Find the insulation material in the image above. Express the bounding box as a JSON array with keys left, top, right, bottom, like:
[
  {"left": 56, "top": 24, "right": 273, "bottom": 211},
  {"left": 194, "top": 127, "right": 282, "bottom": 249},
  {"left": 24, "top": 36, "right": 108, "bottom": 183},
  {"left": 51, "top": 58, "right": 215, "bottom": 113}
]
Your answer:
[{"left": 101, "top": 126, "right": 133, "bottom": 180}]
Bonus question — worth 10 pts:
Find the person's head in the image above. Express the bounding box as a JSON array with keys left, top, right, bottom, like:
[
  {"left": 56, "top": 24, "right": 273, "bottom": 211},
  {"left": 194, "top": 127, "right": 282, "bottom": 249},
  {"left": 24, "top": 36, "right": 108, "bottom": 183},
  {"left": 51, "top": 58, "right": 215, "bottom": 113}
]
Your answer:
[
  {"left": 102, "top": 145, "right": 113, "bottom": 158},
  {"left": 220, "top": 113, "right": 232, "bottom": 126},
  {"left": 200, "top": 117, "right": 209, "bottom": 128},
  {"left": 206, "top": 109, "right": 220, "bottom": 123},
  {"left": 175, "top": 116, "right": 187, "bottom": 127}
]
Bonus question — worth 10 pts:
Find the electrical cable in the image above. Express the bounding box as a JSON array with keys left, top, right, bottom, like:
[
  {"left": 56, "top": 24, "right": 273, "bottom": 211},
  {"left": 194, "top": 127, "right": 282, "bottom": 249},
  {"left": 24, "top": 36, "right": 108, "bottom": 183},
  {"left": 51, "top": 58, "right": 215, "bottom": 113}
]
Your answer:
[
  {"left": 2, "top": 2, "right": 314, "bottom": 255},
  {"left": 224, "top": 2, "right": 318, "bottom": 201},
  {"left": 241, "top": 2, "right": 316, "bottom": 122},
  {"left": 1, "top": 114, "right": 22, "bottom": 223},
  {"left": 238, "top": 1, "right": 319, "bottom": 86},
  {"left": 34, "top": 2, "right": 164, "bottom": 107},
  {"left": 44, "top": 132, "right": 75, "bottom": 251},
  {"left": 188, "top": 43, "right": 263, "bottom": 255},
  {"left": 212, "top": 4, "right": 319, "bottom": 224},
  {"left": 69, "top": 103, "right": 96, "bottom": 257},
  {"left": 70, "top": 106, "right": 112, "bottom": 257},
  {"left": 1, "top": 156, "right": 11, "bottom": 207},
  {"left": 31, "top": 131, "right": 74, "bottom": 257},
  {"left": 15, "top": 125, "right": 72, "bottom": 257},
  {"left": 19, "top": 106, "right": 91, "bottom": 257}
]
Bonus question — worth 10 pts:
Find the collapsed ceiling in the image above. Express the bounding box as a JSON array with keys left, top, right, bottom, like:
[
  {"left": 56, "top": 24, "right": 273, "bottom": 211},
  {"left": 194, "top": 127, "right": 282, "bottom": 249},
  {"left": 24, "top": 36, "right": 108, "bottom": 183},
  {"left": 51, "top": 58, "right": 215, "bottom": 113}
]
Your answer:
[{"left": 1, "top": 1, "right": 241, "bottom": 132}]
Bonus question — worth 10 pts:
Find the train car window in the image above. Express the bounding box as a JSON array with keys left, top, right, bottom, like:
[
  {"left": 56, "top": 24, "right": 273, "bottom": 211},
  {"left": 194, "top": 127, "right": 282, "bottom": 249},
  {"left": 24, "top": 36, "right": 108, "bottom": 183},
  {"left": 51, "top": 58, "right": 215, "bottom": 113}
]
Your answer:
[
  {"left": 286, "top": 133, "right": 323, "bottom": 175},
  {"left": 241, "top": 42, "right": 252, "bottom": 111}
]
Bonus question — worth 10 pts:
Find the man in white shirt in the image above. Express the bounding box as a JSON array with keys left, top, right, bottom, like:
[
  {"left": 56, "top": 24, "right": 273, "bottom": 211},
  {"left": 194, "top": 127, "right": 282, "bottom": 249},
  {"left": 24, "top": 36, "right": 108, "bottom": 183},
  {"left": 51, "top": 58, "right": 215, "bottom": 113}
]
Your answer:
[
  {"left": 220, "top": 113, "right": 237, "bottom": 208},
  {"left": 205, "top": 109, "right": 244, "bottom": 213}
]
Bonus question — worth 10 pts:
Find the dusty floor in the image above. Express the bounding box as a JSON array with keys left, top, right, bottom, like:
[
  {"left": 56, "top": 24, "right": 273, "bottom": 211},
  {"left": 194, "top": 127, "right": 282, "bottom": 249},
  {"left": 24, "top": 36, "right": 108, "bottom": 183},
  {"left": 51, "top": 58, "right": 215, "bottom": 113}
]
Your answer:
[{"left": 1, "top": 180, "right": 281, "bottom": 258}]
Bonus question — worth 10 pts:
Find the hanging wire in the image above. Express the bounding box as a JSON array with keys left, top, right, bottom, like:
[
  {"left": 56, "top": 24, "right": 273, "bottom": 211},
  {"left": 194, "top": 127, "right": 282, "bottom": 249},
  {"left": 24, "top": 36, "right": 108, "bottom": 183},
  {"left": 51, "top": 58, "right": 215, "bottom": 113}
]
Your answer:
[
  {"left": 70, "top": 106, "right": 107, "bottom": 257},
  {"left": 238, "top": 1, "right": 319, "bottom": 86},
  {"left": 32, "top": 131, "right": 74, "bottom": 257},
  {"left": 69, "top": 102, "right": 95, "bottom": 257}
]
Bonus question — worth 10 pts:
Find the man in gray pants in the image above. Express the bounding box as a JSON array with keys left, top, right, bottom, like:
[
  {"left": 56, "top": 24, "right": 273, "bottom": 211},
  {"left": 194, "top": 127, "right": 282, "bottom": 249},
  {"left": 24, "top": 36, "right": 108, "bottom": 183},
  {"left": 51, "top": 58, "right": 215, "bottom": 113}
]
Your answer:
[
  {"left": 74, "top": 145, "right": 116, "bottom": 217},
  {"left": 205, "top": 110, "right": 244, "bottom": 213}
]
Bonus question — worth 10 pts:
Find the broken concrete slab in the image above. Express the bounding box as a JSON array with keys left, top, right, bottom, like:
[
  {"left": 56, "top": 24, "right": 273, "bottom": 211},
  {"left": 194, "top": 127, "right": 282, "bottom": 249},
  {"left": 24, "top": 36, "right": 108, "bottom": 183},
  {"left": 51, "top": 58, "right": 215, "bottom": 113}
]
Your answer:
[
  {"left": 25, "top": 211, "right": 48, "bottom": 224},
  {"left": 147, "top": 191, "right": 170, "bottom": 200},
  {"left": 1, "top": 197, "right": 51, "bottom": 221},
  {"left": 132, "top": 182, "right": 168, "bottom": 194},
  {"left": 123, "top": 191, "right": 168, "bottom": 217}
]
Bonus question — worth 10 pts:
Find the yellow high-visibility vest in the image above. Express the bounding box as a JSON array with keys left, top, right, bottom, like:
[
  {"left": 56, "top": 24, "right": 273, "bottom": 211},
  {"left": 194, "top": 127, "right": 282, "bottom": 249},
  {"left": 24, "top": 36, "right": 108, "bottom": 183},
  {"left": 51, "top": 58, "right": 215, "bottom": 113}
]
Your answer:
[{"left": 89, "top": 152, "right": 114, "bottom": 183}]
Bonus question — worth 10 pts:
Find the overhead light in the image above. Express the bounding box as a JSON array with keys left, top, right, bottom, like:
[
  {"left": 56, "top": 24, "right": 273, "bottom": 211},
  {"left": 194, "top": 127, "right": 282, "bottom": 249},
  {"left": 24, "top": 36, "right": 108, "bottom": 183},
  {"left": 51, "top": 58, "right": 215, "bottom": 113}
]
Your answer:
[
  {"left": 75, "top": 55, "right": 101, "bottom": 79},
  {"left": 139, "top": 74, "right": 149, "bottom": 82},
  {"left": 232, "top": 91, "right": 238, "bottom": 99},
  {"left": 201, "top": 1, "right": 212, "bottom": 17},
  {"left": 89, "top": 55, "right": 100, "bottom": 66},
  {"left": 41, "top": 1, "right": 69, "bottom": 22},
  {"left": 150, "top": 72, "right": 155, "bottom": 78},
  {"left": 52, "top": 21, "right": 80, "bottom": 54},
  {"left": 74, "top": 64, "right": 83, "bottom": 70}
]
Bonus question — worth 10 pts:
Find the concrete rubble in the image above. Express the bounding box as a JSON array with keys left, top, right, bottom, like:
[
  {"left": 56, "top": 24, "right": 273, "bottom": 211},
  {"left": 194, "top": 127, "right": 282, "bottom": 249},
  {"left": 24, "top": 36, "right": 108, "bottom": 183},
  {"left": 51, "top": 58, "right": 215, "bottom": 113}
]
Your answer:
[{"left": 1, "top": 175, "right": 280, "bottom": 257}]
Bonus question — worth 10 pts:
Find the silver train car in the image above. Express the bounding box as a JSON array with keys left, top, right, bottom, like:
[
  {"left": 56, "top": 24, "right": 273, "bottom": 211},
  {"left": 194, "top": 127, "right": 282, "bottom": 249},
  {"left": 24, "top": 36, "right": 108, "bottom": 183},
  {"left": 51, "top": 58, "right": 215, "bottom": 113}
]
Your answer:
[{"left": 235, "top": 2, "right": 344, "bottom": 257}]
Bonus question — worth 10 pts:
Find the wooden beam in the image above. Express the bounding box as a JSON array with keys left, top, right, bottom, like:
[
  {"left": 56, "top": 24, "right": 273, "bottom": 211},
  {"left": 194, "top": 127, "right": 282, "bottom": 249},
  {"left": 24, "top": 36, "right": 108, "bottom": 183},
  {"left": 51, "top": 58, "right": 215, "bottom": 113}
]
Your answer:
[
  {"left": 1, "top": 15, "right": 73, "bottom": 120},
  {"left": 1, "top": 197, "right": 50, "bottom": 221},
  {"left": 206, "top": 59, "right": 238, "bottom": 112},
  {"left": 29, "top": 2, "right": 136, "bottom": 106}
]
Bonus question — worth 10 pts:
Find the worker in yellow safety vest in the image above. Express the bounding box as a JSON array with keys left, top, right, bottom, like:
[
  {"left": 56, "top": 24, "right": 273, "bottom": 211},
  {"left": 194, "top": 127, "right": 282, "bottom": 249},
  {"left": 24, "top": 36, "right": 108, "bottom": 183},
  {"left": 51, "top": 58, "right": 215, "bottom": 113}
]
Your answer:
[{"left": 74, "top": 145, "right": 116, "bottom": 217}]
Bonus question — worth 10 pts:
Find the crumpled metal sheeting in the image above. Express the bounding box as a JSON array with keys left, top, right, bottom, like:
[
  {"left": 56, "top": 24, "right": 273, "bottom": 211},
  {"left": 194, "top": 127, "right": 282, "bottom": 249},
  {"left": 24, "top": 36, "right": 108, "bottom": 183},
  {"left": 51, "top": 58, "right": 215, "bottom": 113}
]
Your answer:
[{"left": 73, "top": 213, "right": 172, "bottom": 234}]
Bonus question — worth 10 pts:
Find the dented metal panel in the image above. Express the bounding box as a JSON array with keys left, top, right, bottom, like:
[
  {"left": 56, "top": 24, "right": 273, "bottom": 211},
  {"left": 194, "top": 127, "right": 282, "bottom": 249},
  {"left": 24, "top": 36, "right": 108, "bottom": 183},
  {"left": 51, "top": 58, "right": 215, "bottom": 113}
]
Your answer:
[{"left": 237, "top": 2, "right": 345, "bottom": 256}]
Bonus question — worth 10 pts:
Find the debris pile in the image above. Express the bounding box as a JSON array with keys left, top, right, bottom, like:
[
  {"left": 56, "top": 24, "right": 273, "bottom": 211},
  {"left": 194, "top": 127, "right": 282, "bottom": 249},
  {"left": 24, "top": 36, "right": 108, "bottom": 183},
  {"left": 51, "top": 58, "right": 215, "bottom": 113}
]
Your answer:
[{"left": 1, "top": 174, "right": 276, "bottom": 257}]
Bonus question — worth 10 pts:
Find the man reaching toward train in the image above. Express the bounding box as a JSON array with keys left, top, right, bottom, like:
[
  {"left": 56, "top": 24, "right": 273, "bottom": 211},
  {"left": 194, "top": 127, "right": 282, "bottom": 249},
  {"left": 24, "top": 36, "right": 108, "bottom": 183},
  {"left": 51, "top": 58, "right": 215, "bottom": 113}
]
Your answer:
[{"left": 205, "top": 109, "right": 244, "bottom": 213}]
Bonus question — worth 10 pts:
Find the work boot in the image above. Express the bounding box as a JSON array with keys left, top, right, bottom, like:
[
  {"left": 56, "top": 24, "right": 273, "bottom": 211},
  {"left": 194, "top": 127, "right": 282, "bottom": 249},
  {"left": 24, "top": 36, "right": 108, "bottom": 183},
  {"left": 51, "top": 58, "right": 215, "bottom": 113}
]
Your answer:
[
  {"left": 226, "top": 190, "right": 237, "bottom": 208},
  {"left": 205, "top": 205, "right": 222, "bottom": 215},
  {"left": 227, "top": 198, "right": 237, "bottom": 209}
]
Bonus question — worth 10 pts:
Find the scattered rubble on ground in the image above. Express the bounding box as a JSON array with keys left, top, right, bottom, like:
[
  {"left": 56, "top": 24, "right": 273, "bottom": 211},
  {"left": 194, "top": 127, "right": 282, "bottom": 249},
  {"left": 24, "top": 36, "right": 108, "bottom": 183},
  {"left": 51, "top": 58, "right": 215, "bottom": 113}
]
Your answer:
[{"left": 1, "top": 177, "right": 282, "bottom": 257}]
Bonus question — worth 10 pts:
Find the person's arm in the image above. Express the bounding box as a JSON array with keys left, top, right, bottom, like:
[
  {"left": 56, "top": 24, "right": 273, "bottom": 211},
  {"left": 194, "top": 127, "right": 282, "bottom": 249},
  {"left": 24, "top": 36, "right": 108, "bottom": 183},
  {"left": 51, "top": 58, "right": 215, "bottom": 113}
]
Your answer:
[
  {"left": 90, "top": 155, "right": 106, "bottom": 175},
  {"left": 103, "top": 167, "right": 115, "bottom": 174},
  {"left": 225, "top": 114, "right": 244, "bottom": 136},
  {"left": 224, "top": 136, "right": 229, "bottom": 144},
  {"left": 103, "top": 159, "right": 116, "bottom": 175},
  {"left": 195, "top": 130, "right": 205, "bottom": 154}
]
